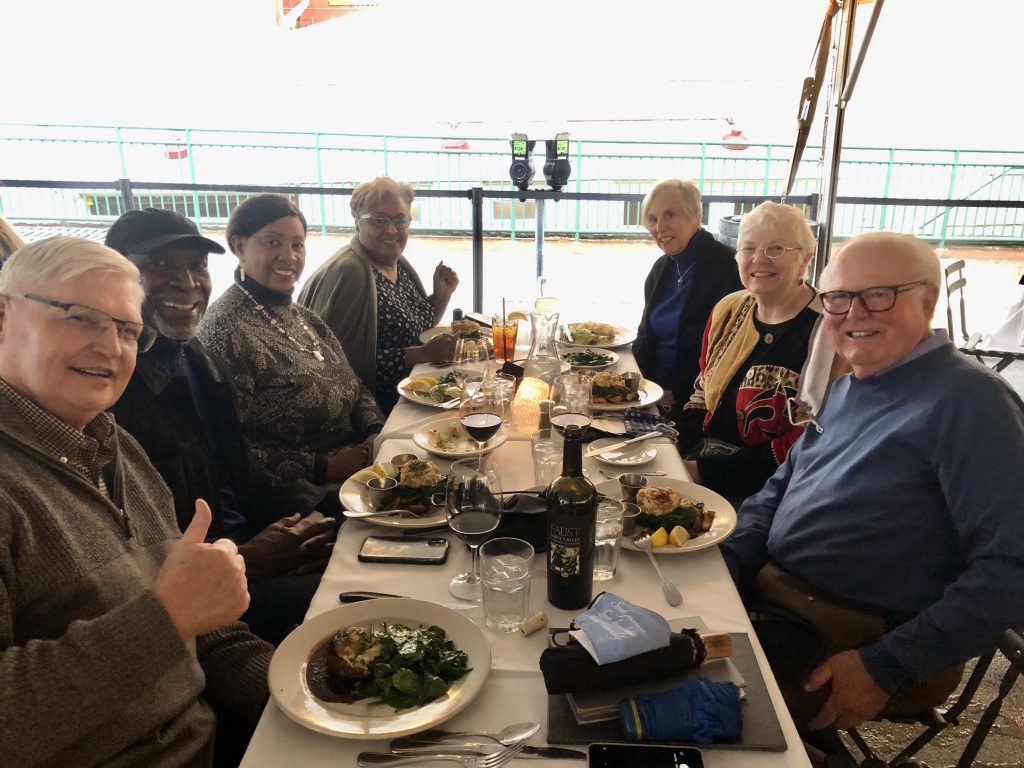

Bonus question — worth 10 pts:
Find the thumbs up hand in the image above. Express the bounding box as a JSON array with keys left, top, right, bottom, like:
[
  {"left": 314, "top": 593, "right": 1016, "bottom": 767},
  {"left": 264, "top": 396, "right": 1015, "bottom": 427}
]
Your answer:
[{"left": 154, "top": 499, "right": 250, "bottom": 641}]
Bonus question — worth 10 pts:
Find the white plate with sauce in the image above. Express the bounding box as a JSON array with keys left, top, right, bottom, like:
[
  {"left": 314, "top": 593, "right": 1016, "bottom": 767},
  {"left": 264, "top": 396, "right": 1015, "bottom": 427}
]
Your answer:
[{"left": 268, "top": 599, "right": 490, "bottom": 740}]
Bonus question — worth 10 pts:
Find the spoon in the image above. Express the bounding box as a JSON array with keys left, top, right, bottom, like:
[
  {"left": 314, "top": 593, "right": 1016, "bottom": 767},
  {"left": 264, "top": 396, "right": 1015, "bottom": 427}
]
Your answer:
[{"left": 390, "top": 722, "right": 540, "bottom": 754}]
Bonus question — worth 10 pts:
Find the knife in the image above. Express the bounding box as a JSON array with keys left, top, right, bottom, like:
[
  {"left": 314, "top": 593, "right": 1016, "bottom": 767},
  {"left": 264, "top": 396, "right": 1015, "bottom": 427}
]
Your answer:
[
  {"left": 389, "top": 737, "right": 586, "bottom": 761},
  {"left": 584, "top": 430, "right": 662, "bottom": 458},
  {"left": 338, "top": 591, "right": 476, "bottom": 611}
]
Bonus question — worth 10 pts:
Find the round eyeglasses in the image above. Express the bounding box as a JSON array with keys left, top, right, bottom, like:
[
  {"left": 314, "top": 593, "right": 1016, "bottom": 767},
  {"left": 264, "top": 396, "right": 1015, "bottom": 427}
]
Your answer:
[
  {"left": 819, "top": 281, "right": 928, "bottom": 315},
  {"left": 359, "top": 213, "right": 411, "bottom": 231}
]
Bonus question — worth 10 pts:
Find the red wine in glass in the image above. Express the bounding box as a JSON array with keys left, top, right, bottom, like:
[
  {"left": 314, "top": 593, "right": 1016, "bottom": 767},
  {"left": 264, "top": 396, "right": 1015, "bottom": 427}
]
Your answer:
[{"left": 461, "top": 412, "right": 502, "bottom": 443}]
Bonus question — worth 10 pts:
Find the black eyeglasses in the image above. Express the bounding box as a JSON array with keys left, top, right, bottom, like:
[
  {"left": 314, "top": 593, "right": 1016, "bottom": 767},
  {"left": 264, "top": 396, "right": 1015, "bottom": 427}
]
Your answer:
[
  {"left": 819, "top": 281, "right": 929, "bottom": 315},
  {"left": 359, "top": 213, "right": 411, "bottom": 231},
  {"left": 20, "top": 293, "right": 157, "bottom": 352}
]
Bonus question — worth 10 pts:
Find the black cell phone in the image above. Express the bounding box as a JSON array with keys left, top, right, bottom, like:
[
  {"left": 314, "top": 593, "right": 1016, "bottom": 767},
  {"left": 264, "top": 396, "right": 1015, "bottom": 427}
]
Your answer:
[
  {"left": 357, "top": 536, "right": 449, "bottom": 565},
  {"left": 587, "top": 742, "right": 704, "bottom": 768}
]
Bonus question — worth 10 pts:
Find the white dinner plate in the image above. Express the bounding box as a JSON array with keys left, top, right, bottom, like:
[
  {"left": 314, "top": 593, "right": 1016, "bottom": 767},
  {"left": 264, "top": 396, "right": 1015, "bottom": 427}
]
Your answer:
[
  {"left": 592, "top": 379, "right": 664, "bottom": 412},
  {"left": 596, "top": 478, "right": 737, "bottom": 554},
  {"left": 418, "top": 325, "right": 453, "bottom": 344},
  {"left": 412, "top": 418, "right": 508, "bottom": 459},
  {"left": 587, "top": 436, "right": 658, "bottom": 466},
  {"left": 397, "top": 377, "right": 461, "bottom": 409},
  {"left": 339, "top": 467, "right": 447, "bottom": 529},
  {"left": 558, "top": 348, "right": 620, "bottom": 369},
  {"left": 268, "top": 598, "right": 490, "bottom": 740},
  {"left": 561, "top": 324, "right": 637, "bottom": 349}
]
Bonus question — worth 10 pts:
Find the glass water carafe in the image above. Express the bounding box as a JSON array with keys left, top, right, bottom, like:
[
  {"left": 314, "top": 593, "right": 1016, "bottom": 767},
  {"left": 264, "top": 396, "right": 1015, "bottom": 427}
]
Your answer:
[{"left": 525, "top": 310, "right": 562, "bottom": 384}]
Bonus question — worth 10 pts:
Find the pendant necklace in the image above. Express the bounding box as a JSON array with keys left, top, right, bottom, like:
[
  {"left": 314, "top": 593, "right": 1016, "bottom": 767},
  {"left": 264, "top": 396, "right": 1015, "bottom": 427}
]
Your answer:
[
  {"left": 236, "top": 283, "right": 325, "bottom": 362},
  {"left": 674, "top": 260, "right": 696, "bottom": 286}
]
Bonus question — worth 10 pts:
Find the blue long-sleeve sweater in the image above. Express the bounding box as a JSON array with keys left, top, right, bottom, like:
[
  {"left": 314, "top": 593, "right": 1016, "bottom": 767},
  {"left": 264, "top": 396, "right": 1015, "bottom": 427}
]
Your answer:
[{"left": 723, "top": 331, "right": 1024, "bottom": 693}]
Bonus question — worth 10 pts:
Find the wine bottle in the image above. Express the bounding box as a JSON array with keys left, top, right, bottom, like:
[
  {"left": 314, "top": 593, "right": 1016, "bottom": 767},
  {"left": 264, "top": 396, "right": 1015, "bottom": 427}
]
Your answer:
[{"left": 546, "top": 424, "right": 598, "bottom": 609}]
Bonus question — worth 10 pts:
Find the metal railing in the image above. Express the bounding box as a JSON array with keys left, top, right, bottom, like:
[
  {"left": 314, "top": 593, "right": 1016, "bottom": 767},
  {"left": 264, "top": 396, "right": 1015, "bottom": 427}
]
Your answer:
[{"left": 2, "top": 122, "right": 1023, "bottom": 245}]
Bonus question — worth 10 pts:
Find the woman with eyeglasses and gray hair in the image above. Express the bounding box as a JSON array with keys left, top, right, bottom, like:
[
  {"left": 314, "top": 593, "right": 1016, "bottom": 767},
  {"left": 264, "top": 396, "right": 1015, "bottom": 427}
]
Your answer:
[
  {"left": 299, "top": 177, "right": 460, "bottom": 414},
  {"left": 676, "top": 201, "right": 848, "bottom": 503}
]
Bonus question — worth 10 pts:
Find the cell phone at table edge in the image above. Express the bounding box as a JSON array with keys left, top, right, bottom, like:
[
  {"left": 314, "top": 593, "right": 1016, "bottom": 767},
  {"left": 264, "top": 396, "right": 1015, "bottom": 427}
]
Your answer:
[
  {"left": 357, "top": 536, "right": 450, "bottom": 564},
  {"left": 587, "top": 742, "right": 704, "bottom": 768}
]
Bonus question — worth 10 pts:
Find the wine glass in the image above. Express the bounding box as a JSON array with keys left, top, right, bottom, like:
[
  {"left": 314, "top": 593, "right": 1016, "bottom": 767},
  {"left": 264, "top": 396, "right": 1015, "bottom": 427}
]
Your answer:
[
  {"left": 459, "top": 378, "right": 505, "bottom": 466},
  {"left": 445, "top": 457, "right": 503, "bottom": 601},
  {"left": 550, "top": 373, "right": 593, "bottom": 434},
  {"left": 453, "top": 337, "right": 492, "bottom": 394}
]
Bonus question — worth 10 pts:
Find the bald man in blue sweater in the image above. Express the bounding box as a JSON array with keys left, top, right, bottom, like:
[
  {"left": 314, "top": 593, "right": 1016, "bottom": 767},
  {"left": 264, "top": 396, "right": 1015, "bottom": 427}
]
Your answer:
[{"left": 723, "top": 232, "right": 1024, "bottom": 733}]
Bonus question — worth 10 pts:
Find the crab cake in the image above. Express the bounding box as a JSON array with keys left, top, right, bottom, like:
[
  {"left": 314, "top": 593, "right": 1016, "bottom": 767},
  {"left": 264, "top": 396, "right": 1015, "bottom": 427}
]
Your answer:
[{"left": 636, "top": 486, "right": 684, "bottom": 516}]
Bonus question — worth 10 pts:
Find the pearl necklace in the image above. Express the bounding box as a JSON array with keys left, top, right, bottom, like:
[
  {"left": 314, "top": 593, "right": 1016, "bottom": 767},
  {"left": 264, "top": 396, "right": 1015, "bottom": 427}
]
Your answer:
[{"left": 236, "top": 283, "right": 325, "bottom": 362}]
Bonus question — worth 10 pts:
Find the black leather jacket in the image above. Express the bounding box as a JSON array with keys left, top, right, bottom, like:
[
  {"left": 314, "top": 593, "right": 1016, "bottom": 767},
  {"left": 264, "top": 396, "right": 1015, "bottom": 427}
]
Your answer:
[
  {"left": 111, "top": 337, "right": 323, "bottom": 539},
  {"left": 633, "top": 228, "right": 741, "bottom": 402}
]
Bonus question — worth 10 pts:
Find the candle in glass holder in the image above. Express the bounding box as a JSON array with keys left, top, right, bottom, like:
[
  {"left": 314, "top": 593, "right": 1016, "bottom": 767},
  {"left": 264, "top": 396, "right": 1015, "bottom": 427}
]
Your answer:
[{"left": 511, "top": 376, "right": 550, "bottom": 434}]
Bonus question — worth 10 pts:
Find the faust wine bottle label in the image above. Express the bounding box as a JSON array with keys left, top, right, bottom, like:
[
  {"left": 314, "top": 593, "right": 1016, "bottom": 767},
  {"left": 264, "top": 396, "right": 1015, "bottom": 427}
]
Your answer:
[{"left": 546, "top": 424, "right": 598, "bottom": 609}]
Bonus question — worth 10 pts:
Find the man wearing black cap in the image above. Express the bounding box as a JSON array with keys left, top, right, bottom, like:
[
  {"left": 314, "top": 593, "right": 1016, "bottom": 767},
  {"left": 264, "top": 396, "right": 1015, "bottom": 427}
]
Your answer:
[{"left": 106, "top": 208, "right": 334, "bottom": 646}]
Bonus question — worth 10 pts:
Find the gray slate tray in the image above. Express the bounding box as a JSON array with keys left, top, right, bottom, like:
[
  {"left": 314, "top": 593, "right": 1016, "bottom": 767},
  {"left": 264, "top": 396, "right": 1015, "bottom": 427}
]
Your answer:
[{"left": 547, "top": 632, "right": 788, "bottom": 752}]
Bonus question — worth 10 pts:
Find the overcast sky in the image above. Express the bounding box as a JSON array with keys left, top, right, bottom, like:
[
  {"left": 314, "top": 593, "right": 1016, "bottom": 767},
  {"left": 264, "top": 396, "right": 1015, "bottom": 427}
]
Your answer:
[{"left": 3, "top": 0, "right": 1019, "bottom": 150}]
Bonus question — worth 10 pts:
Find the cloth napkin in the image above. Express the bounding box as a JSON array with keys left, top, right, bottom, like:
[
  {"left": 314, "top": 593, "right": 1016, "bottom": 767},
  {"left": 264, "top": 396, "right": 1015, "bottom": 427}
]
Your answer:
[
  {"left": 492, "top": 493, "right": 548, "bottom": 552},
  {"left": 623, "top": 407, "right": 678, "bottom": 439},
  {"left": 569, "top": 592, "right": 671, "bottom": 664},
  {"left": 619, "top": 678, "right": 743, "bottom": 743}
]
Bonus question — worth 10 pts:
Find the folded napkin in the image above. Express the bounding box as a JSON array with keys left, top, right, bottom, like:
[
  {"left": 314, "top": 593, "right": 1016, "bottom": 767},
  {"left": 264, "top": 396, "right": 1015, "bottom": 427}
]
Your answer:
[
  {"left": 491, "top": 493, "right": 548, "bottom": 552},
  {"left": 540, "top": 628, "right": 709, "bottom": 695},
  {"left": 623, "top": 407, "right": 678, "bottom": 439},
  {"left": 569, "top": 592, "right": 670, "bottom": 664},
  {"left": 619, "top": 678, "right": 743, "bottom": 743}
]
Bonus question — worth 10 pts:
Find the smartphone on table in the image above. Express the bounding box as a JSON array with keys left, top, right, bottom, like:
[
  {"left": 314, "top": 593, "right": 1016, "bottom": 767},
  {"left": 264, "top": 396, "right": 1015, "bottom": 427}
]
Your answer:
[
  {"left": 588, "top": 742, "right": 704, "bottom": 768},
  {"left": 357, "top": 536, "right": 449, "bottom": 565}
]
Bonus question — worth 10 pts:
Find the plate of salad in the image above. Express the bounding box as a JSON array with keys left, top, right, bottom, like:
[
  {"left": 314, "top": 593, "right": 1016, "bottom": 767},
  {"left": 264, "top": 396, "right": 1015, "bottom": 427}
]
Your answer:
[{"left": 559, "top": 348, "right": 619, "bottom": 369}]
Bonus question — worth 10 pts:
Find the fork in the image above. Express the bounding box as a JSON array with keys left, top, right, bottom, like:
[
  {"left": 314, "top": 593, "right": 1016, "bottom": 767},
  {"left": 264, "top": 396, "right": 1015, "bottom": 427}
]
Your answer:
[
  {"left": 632, "top": 532, "right": 683, "bottom": 606},
  {"left": 357, "top": 743, "right": 524, "bottom": 767}
]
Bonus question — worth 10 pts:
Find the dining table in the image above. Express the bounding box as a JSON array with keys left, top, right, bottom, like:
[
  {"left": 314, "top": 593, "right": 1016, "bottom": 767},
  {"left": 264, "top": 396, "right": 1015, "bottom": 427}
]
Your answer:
[{"left": 240, "top": 336, "right": 811, "bottom": 767}]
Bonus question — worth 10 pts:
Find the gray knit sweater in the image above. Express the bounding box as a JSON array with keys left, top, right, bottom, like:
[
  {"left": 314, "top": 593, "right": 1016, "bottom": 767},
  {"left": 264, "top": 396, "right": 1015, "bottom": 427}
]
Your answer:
[{"left": 0, "top": 380, "right": 271, "bottom": 767}]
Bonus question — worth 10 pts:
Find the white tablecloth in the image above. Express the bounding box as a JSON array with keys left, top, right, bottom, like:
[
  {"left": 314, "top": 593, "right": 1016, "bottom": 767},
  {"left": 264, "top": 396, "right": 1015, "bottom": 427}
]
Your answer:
[{"left": 240, "top": 342, "right": 810, "bottom": 767}]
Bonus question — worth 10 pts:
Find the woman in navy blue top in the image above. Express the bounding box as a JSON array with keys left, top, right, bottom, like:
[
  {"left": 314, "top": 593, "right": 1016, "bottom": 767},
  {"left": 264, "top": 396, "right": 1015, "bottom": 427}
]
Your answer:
[{"left": 632, "top": 180, "right": 741, "bottom": 407}]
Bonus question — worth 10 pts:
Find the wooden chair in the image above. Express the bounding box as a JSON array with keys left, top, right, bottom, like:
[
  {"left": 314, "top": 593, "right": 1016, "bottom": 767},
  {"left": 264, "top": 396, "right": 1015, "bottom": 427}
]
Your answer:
[
  {"left": 944, "top": 259, "right": 1024, "bottom": 373},
  {"left": 841, "top": 628, "right": 1024, "bottom": 767}
]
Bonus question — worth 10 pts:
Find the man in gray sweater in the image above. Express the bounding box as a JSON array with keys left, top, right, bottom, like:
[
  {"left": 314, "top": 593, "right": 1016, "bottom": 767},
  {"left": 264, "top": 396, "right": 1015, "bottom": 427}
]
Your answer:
[{"left": 0, "top": 237, "right": 272, "bottom": 766}]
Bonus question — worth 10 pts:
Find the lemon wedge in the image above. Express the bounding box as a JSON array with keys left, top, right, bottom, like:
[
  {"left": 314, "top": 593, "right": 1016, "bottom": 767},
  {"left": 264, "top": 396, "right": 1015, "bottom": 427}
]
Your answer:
[
  {"left": 405, "top": 380, "right": 431, "bottom": 393},
  {"left": 350, "top": 469, "right": 377, "bottom": 484},
  {"left": 650, "top": 527, "right": 669, "bottom": 547},
  {"left": 371, "top": 462, "right": 391, "bottom": 478},
  {"left": 507, "top": 311, "right": 528, "bottom": 323},
  {"left": 414, "top": 376, "right": 438, "bottom": 387},
  {"left": 669, "top": 525, "right": 690, "bottom": 547},
  {"left": 444, "top": 385, "right": 462, "bottom": 398}
]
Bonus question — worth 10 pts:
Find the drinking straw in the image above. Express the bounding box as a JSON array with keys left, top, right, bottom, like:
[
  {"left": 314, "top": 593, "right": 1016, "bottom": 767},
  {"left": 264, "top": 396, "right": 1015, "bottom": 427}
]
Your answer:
[{"left": 502, "top": 298, "right": 507, "bottom": 324}]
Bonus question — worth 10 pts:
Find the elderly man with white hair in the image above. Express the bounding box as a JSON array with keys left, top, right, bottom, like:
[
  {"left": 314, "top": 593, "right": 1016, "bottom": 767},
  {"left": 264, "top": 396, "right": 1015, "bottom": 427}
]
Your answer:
[
  {"left": 721, "top": 231, "right": 1024, "bottom": 739},
  {"left": 0, "top": 237, "right": 271, "bottom": 767}
]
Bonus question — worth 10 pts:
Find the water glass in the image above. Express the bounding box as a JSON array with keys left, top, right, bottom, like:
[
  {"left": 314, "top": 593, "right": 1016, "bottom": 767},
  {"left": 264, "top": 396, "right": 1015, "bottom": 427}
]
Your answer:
[
  {"left": 492, "top": 372, "right": 516, "bottom": 428},
  {"left": 531, "top": 428, "right": 563, "bottom": 487},
  {"left": 480, "top": 537, "right": 534, "bottom": 632},
  {"left": 593, "top": 498, "right": 625, "bottom": 581}
]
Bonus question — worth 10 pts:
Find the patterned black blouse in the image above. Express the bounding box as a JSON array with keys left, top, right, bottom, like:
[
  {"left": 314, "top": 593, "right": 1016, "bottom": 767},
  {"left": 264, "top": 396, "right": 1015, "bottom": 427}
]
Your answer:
[
  {"left": 199, "top": 274, "right": 385, "bottom": 488},
  {"left": 373, "top": 263, "right": 435, "bottom": 413}
]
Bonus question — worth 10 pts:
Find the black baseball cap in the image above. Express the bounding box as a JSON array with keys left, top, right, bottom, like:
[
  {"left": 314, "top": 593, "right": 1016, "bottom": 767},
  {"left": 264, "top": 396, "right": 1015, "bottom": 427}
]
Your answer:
[{"left": 105, "top": 208, "right": 225, "bottom": 262}]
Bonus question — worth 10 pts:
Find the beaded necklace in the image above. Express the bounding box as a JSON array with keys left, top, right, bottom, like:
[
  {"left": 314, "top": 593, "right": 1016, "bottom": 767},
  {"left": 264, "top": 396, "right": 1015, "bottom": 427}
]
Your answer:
[{"left": 236, "top": 283, "right": 325, "bottom": 362}]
